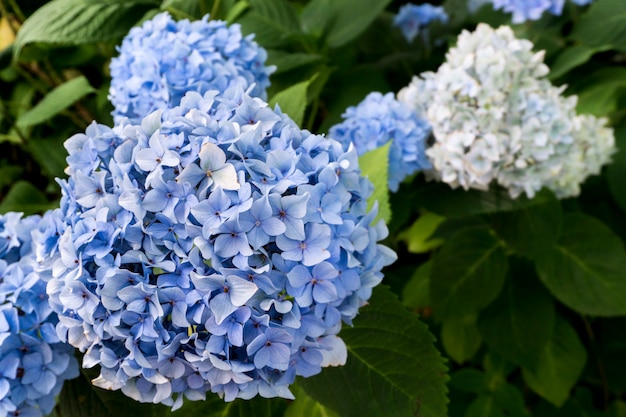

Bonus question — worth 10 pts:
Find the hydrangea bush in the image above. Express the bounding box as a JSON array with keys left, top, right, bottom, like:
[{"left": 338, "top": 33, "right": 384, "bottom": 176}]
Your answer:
[
  {"left": 0, "top": 213, "right": 79, "bottom": 417},
  {"left": 4, "top": 0, "right": 626, "bottom": 417}
]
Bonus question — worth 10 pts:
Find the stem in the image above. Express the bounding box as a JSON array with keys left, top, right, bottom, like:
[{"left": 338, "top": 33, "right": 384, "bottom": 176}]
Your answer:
[
  {"left": 581, "top": 316, "right": 609, "bottom": 410},
  {"left": 0, "top": 0, "right": 19, "bottom": 35},
  {"left": 306, "top": 98, "right": 319, "bottom": 131},
  {"left": 210, "top": 0, "right": 222, "bottom": 19},
  {"left": 6, "top": 0, "right": 24, "bottom": 23}
]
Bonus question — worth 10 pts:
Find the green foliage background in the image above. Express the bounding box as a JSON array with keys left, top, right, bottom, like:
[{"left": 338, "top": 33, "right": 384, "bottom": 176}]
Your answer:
[{"left": 2, "top": 0, "right": 626, "bottom": 416}]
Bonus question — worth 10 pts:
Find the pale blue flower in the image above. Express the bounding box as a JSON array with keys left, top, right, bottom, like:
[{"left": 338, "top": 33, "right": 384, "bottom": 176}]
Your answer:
[
  {"left": 491, "top": 0, "right": 566, "bottom": 22},
  {"left": 38, "top": 85, "right": 396, "bottom": 408},
  {"left": 393, "top": 3, "right": 448, "bottom": 42},
  {"left": 0, "top": 213, "right": 79, "bottom": 417},
  {"left": 110, "top": 12, "right": 274, "bottom": 124},
  {"left": 330, "top": 92, "right": 432, "bottom": 191}
]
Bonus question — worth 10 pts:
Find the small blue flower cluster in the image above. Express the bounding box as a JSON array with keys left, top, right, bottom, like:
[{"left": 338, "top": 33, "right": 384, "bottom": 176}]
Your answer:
[
  {"left": 393, "top": 3, "right": 448, "bottom": 43},
  {"left": 330, "top": 92, "right": 432, "bottom": 192},
  {"left": 37, "top": 86, "right": 396, "bottom": 408},
  {"left": 490, "top": 0, "right": 593, "bottom": 23},
  {"left": 109, "top": 12, "right": 275, "bottom": 124},
  {"left": 0, "top": 212, "right": 79, "bottom": 417}
]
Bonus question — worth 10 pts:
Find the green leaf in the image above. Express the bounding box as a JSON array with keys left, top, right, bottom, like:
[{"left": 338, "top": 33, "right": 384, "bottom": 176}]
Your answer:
[
  {"left": 402, "top": 260, "right": 431, "bottom": 310},
  {"left": 570, "top": 0, "right": 626, "bottom": 51},
  {"left": 16, "top": 76, "right": 96, "bottom": 127},
  {"left": 414, "top": 183, "right": 553, "bottom": 218},
  {"left": 548, "top": 44, "right": 611, "bottom": 80},
  {"left": 269, "top": 77, "right": 313, "bottom": 126},
  {"left": 28, "top": 136, "right": 69, "bottom": 179},
  {"left": 161, "top": 0, "right": 201, "bottom": 19},
  {"left": 237, "top": 0, "right": 300, "bottom": 48},
  {"left": 14, "top": 0, "right": 159, "bottom": 60},
  {"left": 534, "top": 212, "right": 626, "bottom": 316},
  {"left": 465, "top": 395, "right": 505, "bottom": 417},
  {"left": 398, "top": 212, "right": 445, "bottom": 254},
  {"left": 478, "top": 261, "right": 556, "bottom": 369},
  {"left": 266, "top": 50, "right": 323, "bottom": 75},
  {"left": 522, "top": 317, "right": 587, "bottom": 407},
  {"left": 358, "top": 142, "right": 391, "bottom": 224},
  {"left": 490, "top": 198, "right": 562, "bottom": 260},
  {"left": 573, "top": 67, "right": 626, "bottom": 116},
  {"left": 607, "top": 125, "right": 626, "bottom": 213},
  {"left": 300, "top": 286, "right": 448, "bottom": 417},
  {"left": 442, "top": 314, "right": 482, "bottom": 364},
  {"left": 449, "top": 369, "right": 486, "bottom": 394},
  {"left": 301, "top": 0, "right": 392, "bottom": 48},
  {"left": 492, "top": 384, "right": 529, "bottom": 417},
  {"left": 430, "top": 227, "right": 507, "bottom": 320},
  {"left": 285, "top": 386, "right": 338, "bottom": 417},
  {"left": 59, "top": 369, "right": 169, "bottom": 417},
  {"left": 0, "top": 181, "right": 54, "bottom": 215},
  {"left": 224, "top": 1, "right": 250, "bottom": 23}
]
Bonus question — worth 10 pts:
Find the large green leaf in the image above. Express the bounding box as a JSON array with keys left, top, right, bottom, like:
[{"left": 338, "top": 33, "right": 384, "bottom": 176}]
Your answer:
[
  {"left": 430, "top": 227, "right": 508, "bottom": 320},
  {"left": 522, "top": 317, "right": 587, "bottom": 407},
  {"left": 359, "top": 142, "right": 391, "bottom": 224},
  {"left": 285, "top": 386, "right": 338, "bottom": 417},
  {"left": 300, "top": 0, "right": 392, "bottom": 48},
  {"left": 534, "top": 213, "right": 626, "bottom": 316},
  {"left": 237, "top": 0, "right": 301, "bottom": 48},
  {"left": 28, "top": 136, "right": 69, "bottom": 179},
  {"left": 0, "top": 181, "right": 54, "bottom": 214},
  {"left": 300, "top": 286, "right": 448, "bottom": 417},
  {"left": 490, "top": 198, "right": 562, "bottom": 260},
  {"left": 607, "top": 125, "right": 626, "bottom": 213},
  {"left": 16, "top": 76, "right": 96, "bottom": 127},
  {"left": 478, "top": 262, "right": 556, "bottom": 369},
  {"left": 414, "top": 183, "right": 552, "bottom": 218},
  {"left": 570, "top": 0, "right": 626, "bottom": 51},
  {"left": 402, "top": 260, "right": 431, "bottom": 310},
  {"left": 548, "top": 44, "right": 611, "bottom": 80},
  {"left": 269, "top": 76, "right": 314, "bottom": 126},
  {"left": 14, "top": 0, "right": 159, "bottom": 60},
  {"left": 572, "top": 67, "right": 626, "bottom": 116},
  {"left": 398, "top": 212, "right": 445, "bottom": 254},
  {"left": 267, "top": 50, "right": 323, "bottom": 75}
]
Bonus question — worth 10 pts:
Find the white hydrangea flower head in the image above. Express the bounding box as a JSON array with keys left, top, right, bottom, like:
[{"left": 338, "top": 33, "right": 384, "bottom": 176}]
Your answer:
[
  {"left": 398, "top": 23, "right": 615, "bottom": 198},
  {"left": 545, "top": 114, "right": 616, "bottom": 198}
]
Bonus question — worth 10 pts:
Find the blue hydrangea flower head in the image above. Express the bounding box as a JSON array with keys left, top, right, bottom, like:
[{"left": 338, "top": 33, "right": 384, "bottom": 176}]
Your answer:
[
  {"left": 109, "top": 12, "right": 275, "bottom": 124},
  {"left": 329, "top": 92, "right": 432, "bottom": 192},
  {"left": 489, "top": 0, "right": 593, "bottom": 22},
  {"left": 0, "top": 212, "right": 79, "bottom": 417},
  {"left": 393, "top": 3, "right": 448, "bottom": 42},
  {"left": 491, "top": 0, "right": 564, "bottom": 22},
  {"left": 38, "top": 85, "right": 396, "bottom": 408}
]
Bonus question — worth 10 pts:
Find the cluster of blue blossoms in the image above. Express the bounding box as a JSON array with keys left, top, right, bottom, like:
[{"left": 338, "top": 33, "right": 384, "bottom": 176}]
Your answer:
[
  {"left": 489, "top": 0, "right": 594, "bottom": 23},
  {"left": 330, "top": 92, "right": 432, "bottom": 192},
  {"left": 393, "top": 3, "right": 448, "bottom": 43},
  {"left": 35, "top": 85, "right": 396, "bottom": 408},
  {"left": 109, "top": 12, "right": 274, "bottom": 124},
  {"left": 0, "top": 213, "right": 79, "bottom": 417}
]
